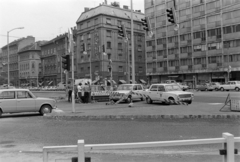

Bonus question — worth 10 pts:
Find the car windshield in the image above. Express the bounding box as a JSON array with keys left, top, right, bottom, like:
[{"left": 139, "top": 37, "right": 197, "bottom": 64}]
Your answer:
[
  {"left": 117, "top": 85, "right": 133, "bottom": 90},
  {"left": 165, "top": 85, "right": 182, "bottom": 91}
]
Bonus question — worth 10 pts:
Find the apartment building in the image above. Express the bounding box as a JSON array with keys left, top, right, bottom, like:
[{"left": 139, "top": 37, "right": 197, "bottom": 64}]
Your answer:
[
  {"left": 145, "top": 0, "right": 240, "bottom": 86},
  {"left": 40, "top": 30, "right": 77, "bottom": 86},
  {"left": 1, "top": 36, "right": 35, "bottom": 86},
  {"left": 18, "top": 42, "right": 44, "bottom": 87},
  {"left": 76, "top": 3, "right": 147, "bottom": 85}
]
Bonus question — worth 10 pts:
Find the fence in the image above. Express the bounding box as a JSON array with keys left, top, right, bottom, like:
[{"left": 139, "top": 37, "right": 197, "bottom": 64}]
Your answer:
[{"left": 43, "top": 132, "right": 240, "bottom": 162}]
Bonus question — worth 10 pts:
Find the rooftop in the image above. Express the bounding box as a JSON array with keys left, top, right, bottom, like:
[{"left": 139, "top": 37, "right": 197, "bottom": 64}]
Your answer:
[{"left": 76, "top": 4, "right": 144, "bottom": 23}]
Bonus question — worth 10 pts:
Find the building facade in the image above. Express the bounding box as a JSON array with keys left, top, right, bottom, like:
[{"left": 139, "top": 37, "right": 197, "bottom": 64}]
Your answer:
[
  {"left": 76, "top": 4, "right": 147, "bottom": 85},
  {"left": 145, "top": 0, "right": 240, "bottom": 87},
  {"left": 1, "top": 36, "right": 35, "bottom": 86},
  {"left": 40, "top": 31, "right": 77, "bottom": 87},
  {"left": 18, "top": 42, "right": 43, "bottom": 87}
]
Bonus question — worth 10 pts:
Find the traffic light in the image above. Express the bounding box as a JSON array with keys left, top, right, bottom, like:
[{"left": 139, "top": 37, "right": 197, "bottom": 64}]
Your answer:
[
  {"left": 108, "top": 59, "right": 112, "bottom": 72},
  {"left": 166, "top": 8, "right": 176, "bottom": 24},
  {"left": 102, "top": 45, "right": 105, "bottom": 53},
  {"left": 62, "top": 55, "right": 70, "bottom": 71},
  {"left": 141, "top": 17, "right": 151, "bottom": 32},
  {"left": 118, "top": 24, "right": 126, "bottom": 38}
]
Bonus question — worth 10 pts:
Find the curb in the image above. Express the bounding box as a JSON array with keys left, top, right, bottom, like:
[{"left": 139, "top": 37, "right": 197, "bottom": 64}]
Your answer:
[{"left": 44, "top": 114, "right": 240, "bottom": 120}]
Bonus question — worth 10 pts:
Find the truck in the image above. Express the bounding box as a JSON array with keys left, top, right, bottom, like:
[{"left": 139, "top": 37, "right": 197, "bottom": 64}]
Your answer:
[{"left": 218, "top": 81, "right": 240, "bottom": 91}]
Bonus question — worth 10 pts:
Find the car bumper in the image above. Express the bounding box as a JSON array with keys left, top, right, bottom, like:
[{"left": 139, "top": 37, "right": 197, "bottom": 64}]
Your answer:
[{"left": 179, "top": 98, "right": 193, "bottom": 102}]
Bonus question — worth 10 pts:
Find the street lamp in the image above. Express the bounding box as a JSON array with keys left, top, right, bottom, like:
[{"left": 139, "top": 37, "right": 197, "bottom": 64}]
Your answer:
[{"left": 7, "top": 27, "right": 24, "bottom": 87}]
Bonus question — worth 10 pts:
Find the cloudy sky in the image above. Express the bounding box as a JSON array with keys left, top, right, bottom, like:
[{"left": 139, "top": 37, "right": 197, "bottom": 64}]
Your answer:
[{"left": 0, "top": 0, "right": 144, "bottom": 48}]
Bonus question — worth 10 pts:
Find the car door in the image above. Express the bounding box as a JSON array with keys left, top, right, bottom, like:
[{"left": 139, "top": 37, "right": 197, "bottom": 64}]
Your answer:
[
  {"left": 16, "top": 91, "right": 36, "bottom": 112},
  {"left": 230, "top": 82, "right": 236, "bottom": 90},
  {"left": 131, "top": 85, "right": 138, "bottom": 100},
  {"left": 157, "top": 85, "right": 165, "bottom": 101},
  {"left": 0, "top": 91, "right": 17, "bottom": 113},
  {"left": 148, "top": 85, "right": 158, "bottom": 100}
]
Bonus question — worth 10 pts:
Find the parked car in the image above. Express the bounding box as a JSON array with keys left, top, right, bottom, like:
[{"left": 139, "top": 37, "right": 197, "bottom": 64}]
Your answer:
[
  {"left": 196, "top": 83, "right": 214, "bottom": 91},
  {"left": 218, "top": 81, "right": 240, "bottom": 91},
  {"left": 176, "top": 83, "right": 189, "bottom": 91},
  {"left": 110, "top": 84, "right": 144, "bottom": 103},
  {"left": 0, "top": 89, "right": 57, "bottom": 116},
  {"left": 209, "top": 82, "right": 221, "bottom": 91},
  {"left": 143, "top": 84, "right": 194, "bottom": 104}
]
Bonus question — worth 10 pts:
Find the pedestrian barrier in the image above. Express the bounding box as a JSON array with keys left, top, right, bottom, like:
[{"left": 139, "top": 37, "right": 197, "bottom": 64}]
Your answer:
[
  {"left": 106, "top": 91, "right": 132, "bottom": 105},
  {"left": 220, "top": 94, "right": 240, "bottom": 112},
  {"left": 43, "top": 132, "right": 240, "bottom": 162},
  {"left": 163, "top": 99, "right": 189, "bottom": 105},
  {"left": 91, "top": 91, "right": 110, "bottom": 102}
]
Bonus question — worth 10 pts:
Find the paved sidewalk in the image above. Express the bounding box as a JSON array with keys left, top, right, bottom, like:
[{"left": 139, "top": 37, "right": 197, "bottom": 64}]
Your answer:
[{"left": 45, "top": 100, "right": 240, "bottom": 119}]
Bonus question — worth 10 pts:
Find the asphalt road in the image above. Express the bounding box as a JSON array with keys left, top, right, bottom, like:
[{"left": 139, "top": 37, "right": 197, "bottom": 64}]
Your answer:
[
  {"left": 0, "top": 116, "right": 240, "bottom": 162},
  {"left": 0, "top": 91, "right": 240, "bottom": 162}
]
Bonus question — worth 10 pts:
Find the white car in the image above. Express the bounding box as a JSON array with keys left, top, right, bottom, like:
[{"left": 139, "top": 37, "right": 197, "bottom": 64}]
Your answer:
[
  {"left": 0, "top": 89, "right": 57, "bottom": 116},
  {"left": 218, "top": 81, "right": 240, "bottom": 91},
  {"left": 110, "top": 84, "right": 144, "bottom": 103},
  {"left": 144, "top": 84, "right": 194, "bottom": 104}
]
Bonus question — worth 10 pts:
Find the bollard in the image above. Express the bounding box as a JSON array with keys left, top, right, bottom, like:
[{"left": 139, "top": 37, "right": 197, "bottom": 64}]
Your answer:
[{"left": 72, "top": 157, "right": 91, "bottom": 162}]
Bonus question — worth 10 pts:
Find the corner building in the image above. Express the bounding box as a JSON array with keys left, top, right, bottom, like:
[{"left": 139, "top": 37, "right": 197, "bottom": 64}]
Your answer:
[
  {"left": 76, "top": 4, "right": 147, "bottom": 84},
  {"left": 145, "top": 0, "right": 240, "bottom": 86}
]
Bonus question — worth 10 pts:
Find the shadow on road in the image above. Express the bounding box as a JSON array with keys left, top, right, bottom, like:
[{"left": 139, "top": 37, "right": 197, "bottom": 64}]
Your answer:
[{"left": 0, "top": 113, "right": 42, "bottom": 118}]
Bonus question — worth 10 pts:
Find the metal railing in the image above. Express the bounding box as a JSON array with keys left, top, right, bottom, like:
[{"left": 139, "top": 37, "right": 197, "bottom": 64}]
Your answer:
[{"left": 43, "top": 132, "right": 240, "bottom": 162}]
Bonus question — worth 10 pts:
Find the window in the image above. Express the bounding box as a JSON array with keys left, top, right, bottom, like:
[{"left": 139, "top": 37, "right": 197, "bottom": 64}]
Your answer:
[
  {"left": 208, "top": 42, "right": 222, "bottom": 50},
  {"left": 106, "top": 30, "right": 111, "bottom": 37},
  {"left": 0, "top": 91, "right": 15, "bottom": 99},
  {"left": 106, "top": 18, "right": 111, "bottom": 24},
  {"left": 207, "top": 28, "right": 221, "bottom": 37},
  {"left": 150, "top": 85, "right": 158, "bottom": 91},
  {"left": 193, "top": 18, "right": 205, "bottom": 26},
  {"left": 17, "top": 91, "right": 32, "bottom": 98},
  {"left": 107, "top": 42, "right": 111, "bottom": 49},
  {"left": 157, "top": 38, "right": 166, "bottom": 44},
  {"left": 193, "top": 31, "right": 206, "bottom": 39},
  {"left": 118, "top": 66, "right": 123, "bottom": 72},
  {"left": 193, "top": 44, "right": 206, "bottom": 51},
  {"left": 118, "top": 43, "right": 123, "bottom": 50},
  {"left": 206, "top": 0, "right": 220, "bottom": 10},
  {"left": 117, "top": 20, "right": 122, "bottom": 26},
  {"left": 193, "top": 5, "right": 204, "bottom": 13},
  {"left": 94, "top": 18, "right": 99, "bottom": 25}
]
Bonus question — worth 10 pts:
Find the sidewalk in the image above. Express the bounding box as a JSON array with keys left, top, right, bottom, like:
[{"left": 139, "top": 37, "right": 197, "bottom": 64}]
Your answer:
[{"left": 45, "top": 100, "right": 240, "bottom": 119}]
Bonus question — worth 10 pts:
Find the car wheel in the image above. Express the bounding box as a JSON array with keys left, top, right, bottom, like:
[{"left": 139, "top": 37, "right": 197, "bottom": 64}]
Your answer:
[
  {"left": 220, "top": 87, "right": 224, "bottom": 91},
  {"left": 215, "top": 88, "right": 218, "bottom": 91},
  {"left": 235, "top": 87, "right": 240, "bottom": 91},
  {"left": 187, "top": 100, "right": 192, "bottom": 104},
  {"left": 168, "top": 97, "right": 175, "bottom": 104},
  {"left": 146, "top": 97, "right": 152, "bottom": 104},
  {"left": 0, "top": 109, "right": 2, "bottom": 117},
  {"left": 205, "top": 88, "right": 208, "bottom": 91},
  {"left": 140, "top": 97, "right": 144, "bottom": 101},
  {"left": 40, "top": 105, "right": 52, "bottom": 115}
]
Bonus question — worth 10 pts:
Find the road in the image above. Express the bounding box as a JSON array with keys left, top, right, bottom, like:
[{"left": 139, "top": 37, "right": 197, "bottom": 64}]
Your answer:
[{"left": 0, "top": 91, "right": 240, "bottom": 162}]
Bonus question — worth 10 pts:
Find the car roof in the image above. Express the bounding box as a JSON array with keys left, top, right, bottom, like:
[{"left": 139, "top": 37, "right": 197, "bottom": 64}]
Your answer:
[
  {"left": 119, "top": 84, "right": 141, "bottom": 85},
  {"left": 0, "top": 88, "right": 30, "bottom": 92},
  {"left": 151, "top": 84, "right": 174, "bottom": 86}
]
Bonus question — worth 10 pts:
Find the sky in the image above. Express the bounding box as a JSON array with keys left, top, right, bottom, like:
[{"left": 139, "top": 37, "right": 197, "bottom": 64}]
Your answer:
[{"left": 0, "top": 0, "right": 144, "bottom": 48}]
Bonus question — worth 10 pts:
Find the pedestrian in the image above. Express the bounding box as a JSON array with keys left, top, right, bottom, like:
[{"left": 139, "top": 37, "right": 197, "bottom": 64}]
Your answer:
[
  {"left": 84, "top": 83, "right": 90, "bottom": 103},
  {"left": 68, "top": 86, "right": 72, "bottom": 102},
  {"left": 77, "top": 83, "right": 83, "bottom": 103}
]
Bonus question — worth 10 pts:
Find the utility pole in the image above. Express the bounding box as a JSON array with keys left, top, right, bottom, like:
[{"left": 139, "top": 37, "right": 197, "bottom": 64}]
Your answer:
[{"left": 130, "top": 0, "right": 135, "bottom": 84}]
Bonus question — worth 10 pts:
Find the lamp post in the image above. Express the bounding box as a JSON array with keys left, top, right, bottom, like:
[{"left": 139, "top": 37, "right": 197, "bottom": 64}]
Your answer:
[
  {"left": 7, "top": 27, "right": 24, "bottom": 87},
  {"left": 130, "top": 0, "right": 135, "bottom": 84}
]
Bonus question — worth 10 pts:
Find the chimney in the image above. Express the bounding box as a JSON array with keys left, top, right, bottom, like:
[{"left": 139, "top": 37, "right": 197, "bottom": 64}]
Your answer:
[
  {"left": 123, "top": 5, "right": 129, "bottom": 10},
  {"left": 84, "top": 7, "right": 90, "bottom": 12}
]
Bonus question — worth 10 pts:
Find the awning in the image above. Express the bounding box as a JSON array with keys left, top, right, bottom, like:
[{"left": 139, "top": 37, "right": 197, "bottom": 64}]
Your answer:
[
  {"left": 130, "top": 80, "right": 137, "bottom": 84},
  {"left": 108, "top": 80, "right": 116, "bottom": 84},
  {"left": 139, "top": 79, "right": 146, "bottom": 84},
  {"left": 168, "top": 75, "right": 179, "bottom": 78},
  {"left": 119, "top": 80, "right": 126, "bottom": 84},
  {"left": 92, "top": 79, "right": 100, "bottom": 85}
]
